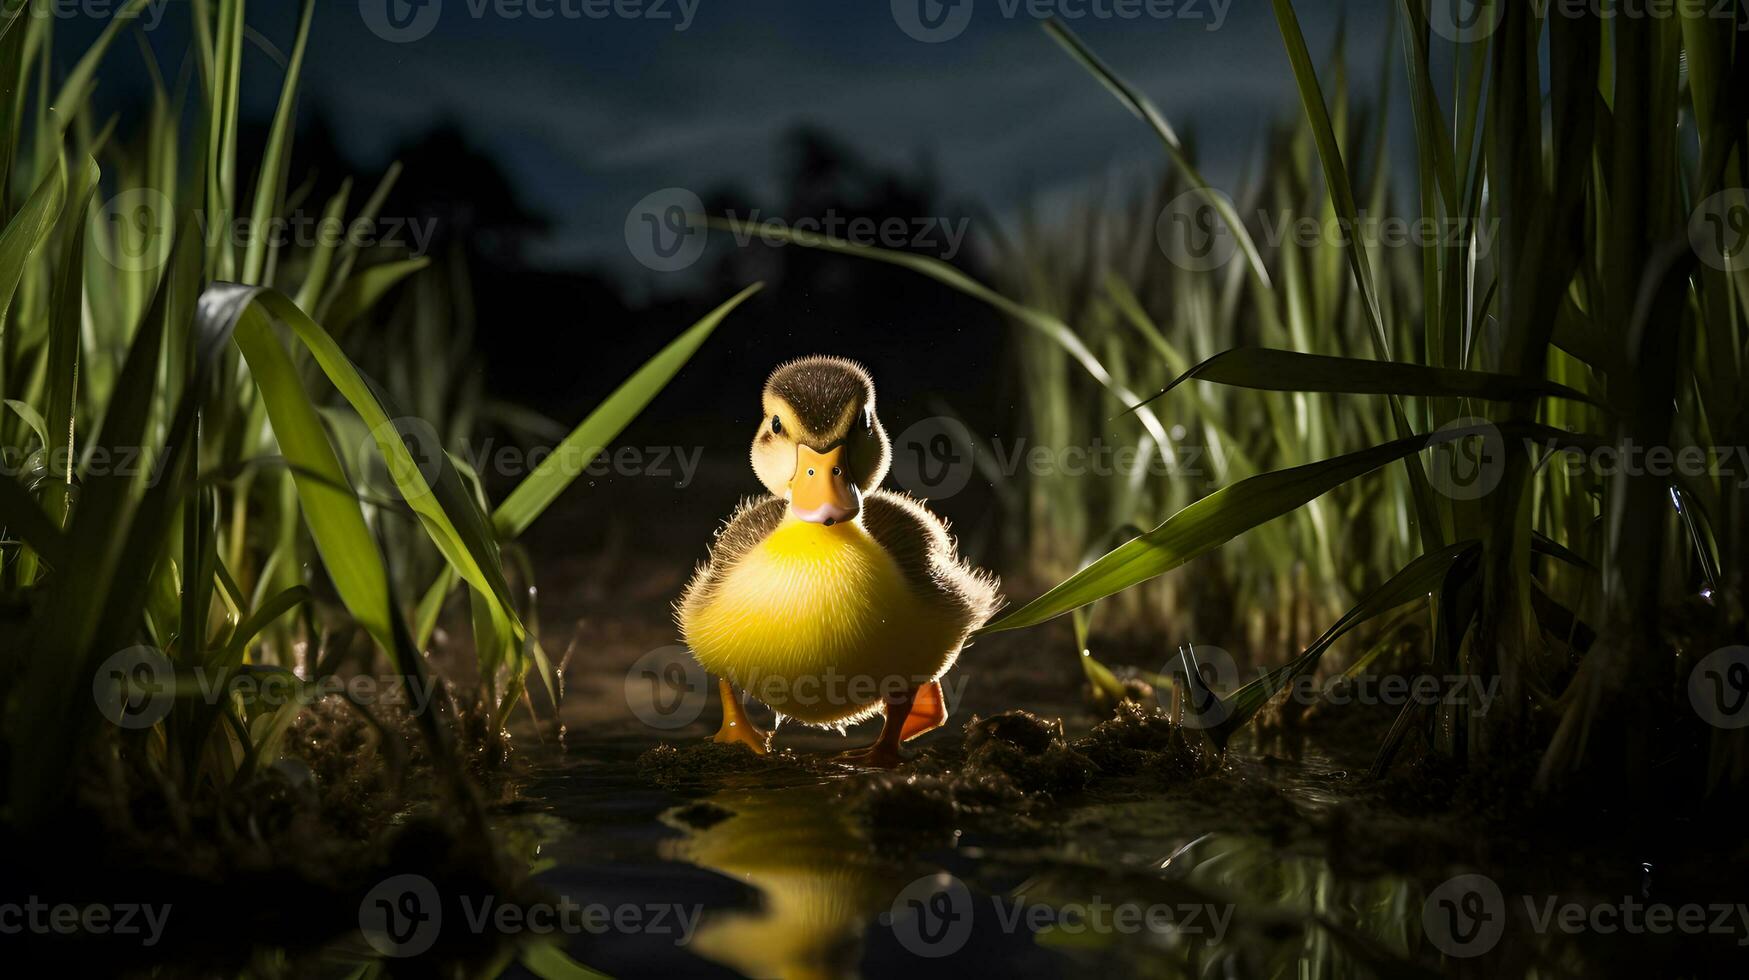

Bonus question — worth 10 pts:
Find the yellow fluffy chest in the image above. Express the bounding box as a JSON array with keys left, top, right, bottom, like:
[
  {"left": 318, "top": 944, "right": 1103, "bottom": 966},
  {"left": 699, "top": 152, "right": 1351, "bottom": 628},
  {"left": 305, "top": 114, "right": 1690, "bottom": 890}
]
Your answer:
[{"left": 685, "top": 519, "right": 958, "bottom": 722}]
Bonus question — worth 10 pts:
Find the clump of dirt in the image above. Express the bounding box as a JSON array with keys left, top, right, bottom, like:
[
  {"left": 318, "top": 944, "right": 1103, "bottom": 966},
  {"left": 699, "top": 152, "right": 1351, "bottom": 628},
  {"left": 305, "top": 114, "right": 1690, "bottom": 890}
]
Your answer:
[
  {"left": 842, "top": 707, "right": 1226, "bottom": 846},
  {"left": 636, "top": 741, "right": 819, "bottom": 790},
  {"left": 961, "top": 710, "right": 1098, "bottom": 795},
  {"left": 1075, "top": 700, "right": 1215, "bottom": 779}
]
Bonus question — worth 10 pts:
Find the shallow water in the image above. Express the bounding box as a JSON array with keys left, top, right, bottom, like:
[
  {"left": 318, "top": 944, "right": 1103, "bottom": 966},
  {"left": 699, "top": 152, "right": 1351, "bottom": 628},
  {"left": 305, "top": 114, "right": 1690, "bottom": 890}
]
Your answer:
[
  {"left": 496, "top": 728, "right": 1438, "bottom": 979},
  {"left": 485, "top": 716, "right": 1749, "bottom": 980}
]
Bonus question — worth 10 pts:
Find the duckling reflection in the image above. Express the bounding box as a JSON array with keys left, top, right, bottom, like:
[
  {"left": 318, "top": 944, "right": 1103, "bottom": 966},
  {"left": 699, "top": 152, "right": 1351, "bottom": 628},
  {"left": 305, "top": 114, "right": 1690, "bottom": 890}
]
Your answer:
[{"left": 660, "top": 782, "right": 924, "bottom": 979}]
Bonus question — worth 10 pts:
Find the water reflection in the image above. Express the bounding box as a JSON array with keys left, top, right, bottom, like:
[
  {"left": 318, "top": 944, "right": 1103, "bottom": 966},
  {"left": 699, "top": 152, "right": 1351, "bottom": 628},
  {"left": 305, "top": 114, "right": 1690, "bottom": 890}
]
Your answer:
[
  {"left": 659, "top": 781, "right": 921, "bottom": 979},
  {"left": 657, "top": 777, "right": 1461, "bottom": 979}
]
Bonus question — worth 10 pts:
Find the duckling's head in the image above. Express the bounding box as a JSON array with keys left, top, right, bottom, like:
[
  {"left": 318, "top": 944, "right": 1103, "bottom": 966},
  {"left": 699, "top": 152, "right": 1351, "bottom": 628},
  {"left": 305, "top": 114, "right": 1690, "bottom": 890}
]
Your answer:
[{"left": 753, "top": 356, "right": 889, "bottom": 526}]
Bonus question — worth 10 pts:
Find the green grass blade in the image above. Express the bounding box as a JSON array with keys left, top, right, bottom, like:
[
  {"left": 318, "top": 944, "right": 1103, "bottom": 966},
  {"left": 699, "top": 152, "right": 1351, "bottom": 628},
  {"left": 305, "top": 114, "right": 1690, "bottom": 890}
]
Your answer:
[
  {"left": 229, "top": 303, "right": 395, "bottom": 645},
  {"left": 0, "top": 471, "right": 68, "bottom": 566},
  {"left": 323, "top": 256, "right": 430, "bottom": 332},
  {"left": 493, "top": 281, "right": 763, "bottom": 538},
  {"left": 241, "top": 0, "right": 314, "bottom": 284},
  {"left": 293, "top": 177, "right": 351, "bottom": 311},
  {"left": 2, "top": 397, "right": 47, "bottom": 447},
  {"left": 1137, "top": 348, "right": 1602, "bottom": 409},
  {"left": 316, "top": 162, "right": 401, "bottom": 320},
  {"left": 45, "top": 0, "right": 152, "bottom": 135},
  {"left": 1209, "top": 540, "right": 1481, "bottom": 747},
  {"left": 0, "top": 155, "right": 65, "bottom": 330},
  {"left": 983, "top": 425, "right": 1492, "bottom": 632},
  {"left": 222, "top": 585, "right": 311, "bottom": 659},
  {"left": 520, "top": 942, "right": 613, "bottom": 980},
  {"left": 45, "top": 156, "right": 100, "bottom": 505},
  {"left": 241, "top": 286, "right": 524, "bottom": 638}
]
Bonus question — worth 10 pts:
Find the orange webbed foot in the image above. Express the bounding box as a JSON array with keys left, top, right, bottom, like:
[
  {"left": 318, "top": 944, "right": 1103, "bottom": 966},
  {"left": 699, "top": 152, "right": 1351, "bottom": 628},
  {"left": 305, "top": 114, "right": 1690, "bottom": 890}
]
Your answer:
[
  {"left": 711, "top": 678, "right": 770, "bottom": 755},
  {"left": 900, "top": 679, "right": 948, "bottom": 741},
  {"left": 833, "top": 743, "right": 905, "bottom": 769}
]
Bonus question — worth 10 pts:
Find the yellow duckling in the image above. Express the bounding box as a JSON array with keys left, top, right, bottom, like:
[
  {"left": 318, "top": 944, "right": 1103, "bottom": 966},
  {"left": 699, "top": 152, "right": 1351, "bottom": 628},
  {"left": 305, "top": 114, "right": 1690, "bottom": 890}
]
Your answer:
[{"left": 677, "top": 356, "right": 1000, "bottom": 767}]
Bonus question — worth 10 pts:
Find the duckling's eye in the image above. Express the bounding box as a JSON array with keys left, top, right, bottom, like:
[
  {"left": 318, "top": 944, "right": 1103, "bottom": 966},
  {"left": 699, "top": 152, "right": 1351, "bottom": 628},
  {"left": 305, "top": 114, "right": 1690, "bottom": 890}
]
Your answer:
[
  {"left": 771, "top": 415, "right": 783, "bottom": 435},
  {"left": 807, "top": 468, "right": 816, "bottom": 477},
  {"left": 831, "top": 466, "right": 842, "bottom": 476}
]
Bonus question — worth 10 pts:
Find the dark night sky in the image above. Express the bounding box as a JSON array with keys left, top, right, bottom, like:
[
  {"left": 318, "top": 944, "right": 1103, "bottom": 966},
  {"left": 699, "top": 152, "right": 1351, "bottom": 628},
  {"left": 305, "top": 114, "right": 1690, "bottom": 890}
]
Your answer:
[{"left": 53, "top": 0, "right": 1396, "bottom": 288}]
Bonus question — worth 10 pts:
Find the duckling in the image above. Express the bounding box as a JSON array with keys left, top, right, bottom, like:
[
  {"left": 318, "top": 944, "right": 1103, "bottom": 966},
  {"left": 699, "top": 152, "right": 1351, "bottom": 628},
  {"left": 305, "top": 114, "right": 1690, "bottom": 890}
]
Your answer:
[{"left": 677, "top": 356, "right": 1000, "bottom": 768}]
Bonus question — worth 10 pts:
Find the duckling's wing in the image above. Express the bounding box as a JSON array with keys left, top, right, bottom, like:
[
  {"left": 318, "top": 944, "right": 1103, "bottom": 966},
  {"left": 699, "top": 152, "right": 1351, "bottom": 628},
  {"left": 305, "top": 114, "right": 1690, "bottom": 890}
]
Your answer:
[
  {"left": 678, "top": 495, "right": 788, "bottom": 621},
  {"left": 862, "top": 490, "right": 1003, "bottom": 631}
]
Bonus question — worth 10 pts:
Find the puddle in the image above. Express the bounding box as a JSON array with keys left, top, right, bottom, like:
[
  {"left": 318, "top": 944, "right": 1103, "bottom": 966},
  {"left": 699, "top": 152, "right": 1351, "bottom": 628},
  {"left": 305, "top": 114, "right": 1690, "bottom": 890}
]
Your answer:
[{"left": 494, "top": 728, "right": 1397, "bottom": 977}]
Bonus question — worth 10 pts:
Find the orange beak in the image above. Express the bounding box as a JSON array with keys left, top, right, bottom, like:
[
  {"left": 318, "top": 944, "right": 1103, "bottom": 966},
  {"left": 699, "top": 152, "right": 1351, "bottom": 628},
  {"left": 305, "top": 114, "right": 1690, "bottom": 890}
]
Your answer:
[{"left": 788, "top": 445, "right": 860, "bottom": 525}]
